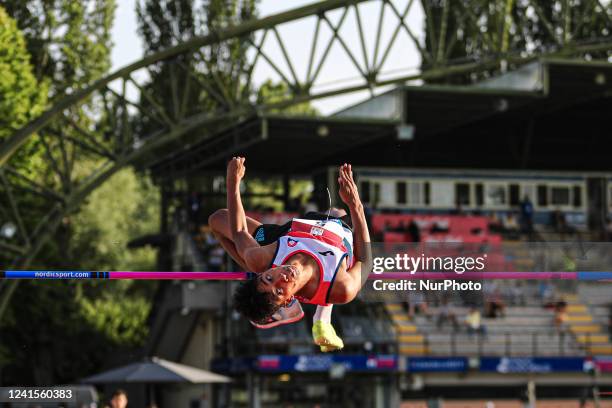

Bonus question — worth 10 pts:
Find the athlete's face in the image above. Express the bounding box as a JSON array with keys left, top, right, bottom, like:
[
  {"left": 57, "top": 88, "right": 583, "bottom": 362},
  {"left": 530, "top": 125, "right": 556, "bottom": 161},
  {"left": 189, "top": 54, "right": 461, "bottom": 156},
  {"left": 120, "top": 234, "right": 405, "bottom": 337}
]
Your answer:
[{"left": 256, "top": 264, "right": 300, "bottom": 306}]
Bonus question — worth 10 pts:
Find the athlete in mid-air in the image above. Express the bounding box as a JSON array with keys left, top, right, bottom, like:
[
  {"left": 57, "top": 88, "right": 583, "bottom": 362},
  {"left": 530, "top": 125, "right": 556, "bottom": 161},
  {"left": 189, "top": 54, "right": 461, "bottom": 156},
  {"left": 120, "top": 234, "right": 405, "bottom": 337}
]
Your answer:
[{"left": 208, "top": 157, "right": 371, "bottom": 352}]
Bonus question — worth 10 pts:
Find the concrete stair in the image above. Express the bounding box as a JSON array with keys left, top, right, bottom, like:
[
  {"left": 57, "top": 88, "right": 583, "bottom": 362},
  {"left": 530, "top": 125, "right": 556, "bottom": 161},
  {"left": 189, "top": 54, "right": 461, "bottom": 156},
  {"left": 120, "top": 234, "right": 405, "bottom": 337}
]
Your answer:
[
  {"left": 565, "top": 291, "right": 612, "bottom": 356},
  {"left": 386, "top": 303, "right": 428, "bottom": 355}
]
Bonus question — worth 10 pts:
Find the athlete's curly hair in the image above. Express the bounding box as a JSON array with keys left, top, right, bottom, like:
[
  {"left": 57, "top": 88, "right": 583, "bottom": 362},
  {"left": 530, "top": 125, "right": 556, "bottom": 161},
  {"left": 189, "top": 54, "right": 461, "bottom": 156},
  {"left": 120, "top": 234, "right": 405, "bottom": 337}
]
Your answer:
[{"left": 234, "top": 278, "right": 280, "bottom": 324}]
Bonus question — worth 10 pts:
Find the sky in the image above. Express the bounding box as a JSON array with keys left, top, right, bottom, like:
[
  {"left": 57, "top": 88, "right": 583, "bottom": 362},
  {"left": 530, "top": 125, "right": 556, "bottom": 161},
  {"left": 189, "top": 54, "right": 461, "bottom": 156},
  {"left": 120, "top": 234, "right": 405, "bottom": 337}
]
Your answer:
[{"left": 111, "top": 0, "right": 424, "bottom": 114}]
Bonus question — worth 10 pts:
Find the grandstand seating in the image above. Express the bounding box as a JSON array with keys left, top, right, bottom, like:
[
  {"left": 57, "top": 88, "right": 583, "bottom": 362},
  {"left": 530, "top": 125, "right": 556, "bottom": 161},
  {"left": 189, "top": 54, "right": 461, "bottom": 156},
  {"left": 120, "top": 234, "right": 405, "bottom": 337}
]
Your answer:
[
  {"left": 372, "top": 214, "right": 502, "bottom": 244},
  {"left": 385, "top": 283, "right": 611, "bottom": 358},
  {"left": 412, "top": 305, "right": 583, "bottom": 356}
]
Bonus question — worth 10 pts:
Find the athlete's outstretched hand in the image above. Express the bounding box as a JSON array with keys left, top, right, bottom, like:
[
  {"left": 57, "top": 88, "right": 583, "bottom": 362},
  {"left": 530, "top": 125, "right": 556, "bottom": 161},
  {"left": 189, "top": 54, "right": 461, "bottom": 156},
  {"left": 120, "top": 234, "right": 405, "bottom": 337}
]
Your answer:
[
  {"left": 227, "top": 156, "right": 246, "bottom": 186},
  {"left": 338, "top": 163, "right": 361, "bottom": 209}
]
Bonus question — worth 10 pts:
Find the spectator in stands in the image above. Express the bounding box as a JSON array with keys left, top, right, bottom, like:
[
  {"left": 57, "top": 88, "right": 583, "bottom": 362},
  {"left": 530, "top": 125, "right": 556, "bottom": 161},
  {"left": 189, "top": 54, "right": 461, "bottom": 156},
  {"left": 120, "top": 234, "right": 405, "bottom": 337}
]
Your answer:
[
  {"left": 436, "top": 297, "right": 458, "bottom": 331},
  {"left": 551, "top": 209, "right": 564, "bottom": 232},
  {"left": 408, "top": 291, "right": 429, "bottom": 319},
  {"left": 508, "top": 281, "right": 526, "bottom": 306},
  {"left": 408, "top": 220, "right": 420, "bottom": 242},
  {"left": 520, "top": 196, "right": 534, "bottom": 239},
  {"left": 553, "top": 300, "right": 568, "bottom": 334},
  {"left": 486, "top": 288, "right": 506, "bottom": 318},
  {"left": 395, "top": 220, "right": 407, "bottom": 233},
  {"left": 552, "top": 209, "right": 576, "bottom": 239},
  {"left": 503, "top": 213, "right": 520, "bottom": 239},
  {"left": 539, "top": 281, "right": 554, "bottom": 306},
  {"left": 464, "top": 307, "right": 486, "bottom": 338},
  {"left": 488, "top": 212, "right": 503, "bottom": 233},
  {"left": 382, "top": 220, "right": 393, "bottom": 233}
]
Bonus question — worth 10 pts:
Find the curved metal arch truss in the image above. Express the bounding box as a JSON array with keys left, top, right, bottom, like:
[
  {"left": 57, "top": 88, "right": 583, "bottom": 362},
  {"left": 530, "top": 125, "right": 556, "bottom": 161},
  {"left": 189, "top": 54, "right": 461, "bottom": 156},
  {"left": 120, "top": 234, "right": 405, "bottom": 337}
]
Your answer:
[{"left": 0, "top": 0, "right": 611, "bottom": 317}]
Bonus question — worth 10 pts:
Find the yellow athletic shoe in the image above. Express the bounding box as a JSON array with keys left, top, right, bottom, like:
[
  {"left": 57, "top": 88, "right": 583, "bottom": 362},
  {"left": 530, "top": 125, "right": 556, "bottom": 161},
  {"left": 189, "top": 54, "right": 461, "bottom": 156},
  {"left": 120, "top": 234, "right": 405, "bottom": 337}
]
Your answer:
[{"left": 312, "top": 320, "right": 344, "bottom": 352}]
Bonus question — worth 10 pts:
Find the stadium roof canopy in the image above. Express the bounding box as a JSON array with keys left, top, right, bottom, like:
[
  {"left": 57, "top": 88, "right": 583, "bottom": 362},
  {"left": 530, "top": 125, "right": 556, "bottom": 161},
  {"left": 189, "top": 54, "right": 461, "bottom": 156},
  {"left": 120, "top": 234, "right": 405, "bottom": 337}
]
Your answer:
[{"left": 149, "top": 58, "right": 612, "bottom": 178}]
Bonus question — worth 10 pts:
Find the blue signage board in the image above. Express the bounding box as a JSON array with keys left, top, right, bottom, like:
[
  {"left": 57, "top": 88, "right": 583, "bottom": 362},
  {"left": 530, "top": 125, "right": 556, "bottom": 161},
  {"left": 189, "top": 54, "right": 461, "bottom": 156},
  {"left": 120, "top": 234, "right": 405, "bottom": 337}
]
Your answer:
[
  {"left": 479, "top": 357, "right": 586, "bottom": 373},
  {"left": 257, "top": 354, "right": 397, "bottom": 372},
  {"left": 407, "top": 357, "right": 468, "bottom": 372}
]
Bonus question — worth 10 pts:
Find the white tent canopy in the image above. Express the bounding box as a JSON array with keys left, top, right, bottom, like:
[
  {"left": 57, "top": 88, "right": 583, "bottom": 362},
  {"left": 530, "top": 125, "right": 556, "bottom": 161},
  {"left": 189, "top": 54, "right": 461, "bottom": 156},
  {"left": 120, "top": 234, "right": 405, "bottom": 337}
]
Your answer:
[{"left": 81, "top": 356, "right": 231, "bottom": 384}]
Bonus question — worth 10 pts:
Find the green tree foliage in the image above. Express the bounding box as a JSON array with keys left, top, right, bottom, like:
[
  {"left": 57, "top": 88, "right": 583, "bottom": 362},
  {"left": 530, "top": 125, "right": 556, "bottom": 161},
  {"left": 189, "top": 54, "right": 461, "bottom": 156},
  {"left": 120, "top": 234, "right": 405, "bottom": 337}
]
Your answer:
[
  {"left": 71, "top": 167, "right": 160, "bottom": 271},
  {"left": 0, "top": 10, "right": 47, "bottom": 370},
  {"left": 421, "top": 0, "right": 611, "bottom": 83},
  {"left": 0, "top": 168, "right": 160, "bottom": 384},
  {"left": 3, "top": 0, "right": 119, "bottom": 254},
  {"left": 78, "top": 288, "right": 152, "bottom": 346},
  {"left": 0, "top": 277, "right": 155, "bottom": 385},
  {"left": 0, "top": 1, "right": 162, "bottom": 385},
  {"left": 3, "top": 0, "right": 116, "bottom": 97},
  {"left": 256, "top": 80, "right": 319, "bottom": 115},
  {"left": 0, "top": 6, "right": 48, "bottom": 166}
]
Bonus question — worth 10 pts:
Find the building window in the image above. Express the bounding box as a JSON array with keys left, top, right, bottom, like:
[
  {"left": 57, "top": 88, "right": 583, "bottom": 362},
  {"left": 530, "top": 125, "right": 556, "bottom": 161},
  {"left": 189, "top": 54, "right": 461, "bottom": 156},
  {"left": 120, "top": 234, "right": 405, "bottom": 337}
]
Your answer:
[
  {"left": 406, "top": 182, "right": 421, "bottom": 206},
  {"left": 455, "top": 183, "right": 471, "bottom": 206},
  {"left": 373, "top": 182, "right": 381, "bottom": 206},
  {"left": 360, "top": 181, "right": 371, "bottom": 204},
  {"left": 551, "top": 186, "right": 570, "bottom": 206},
  {"left": 475, "top": 183, "right": 484, "bottom": 207},
  {"left": 379, "top": 181, "right": 394, "bottom": 206},
  {"left": 537, "top": 185, "right": 548, "bottom": 207},
  {"left": 424, "top": 182, "right": 431, "bottom": 205},
  {"left": 509, "top": 184, "right": 520, "bottom": 206},
  {"left": 573, "top": 186, "right": 582, "bottom": 208},
  {"left": 485, "top": 184, "right": 507, "bottom": 206},
  {"left": 396, "top": 182, "right": 407, "bottom": 204}
]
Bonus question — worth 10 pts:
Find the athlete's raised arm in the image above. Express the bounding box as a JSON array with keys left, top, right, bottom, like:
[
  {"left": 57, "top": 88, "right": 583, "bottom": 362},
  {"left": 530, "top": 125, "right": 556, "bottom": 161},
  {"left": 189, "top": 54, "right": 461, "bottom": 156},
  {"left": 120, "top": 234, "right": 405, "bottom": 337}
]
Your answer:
[
  {"left": 332, "top": 163, "right": 372, "bottom": 303},
  {"left": 226, "top": 157, "right": 268, "bottom": 272}
]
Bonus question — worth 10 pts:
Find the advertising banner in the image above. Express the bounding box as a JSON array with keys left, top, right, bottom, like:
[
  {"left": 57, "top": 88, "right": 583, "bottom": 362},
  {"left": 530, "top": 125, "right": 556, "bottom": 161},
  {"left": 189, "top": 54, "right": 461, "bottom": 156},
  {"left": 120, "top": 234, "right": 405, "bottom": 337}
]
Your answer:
[{"left": 479, "top": 357, "right": 586, "bottom": 373}]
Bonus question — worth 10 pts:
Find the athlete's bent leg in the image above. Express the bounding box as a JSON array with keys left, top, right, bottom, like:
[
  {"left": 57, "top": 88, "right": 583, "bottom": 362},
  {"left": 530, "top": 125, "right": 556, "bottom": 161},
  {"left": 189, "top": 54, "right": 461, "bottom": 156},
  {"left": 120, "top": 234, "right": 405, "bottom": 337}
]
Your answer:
[{"left": 208, "top": 208, "right": 262, "bottom": 268}]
